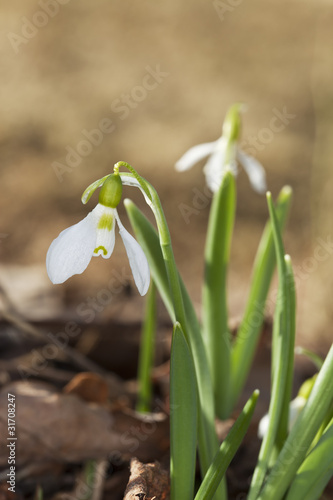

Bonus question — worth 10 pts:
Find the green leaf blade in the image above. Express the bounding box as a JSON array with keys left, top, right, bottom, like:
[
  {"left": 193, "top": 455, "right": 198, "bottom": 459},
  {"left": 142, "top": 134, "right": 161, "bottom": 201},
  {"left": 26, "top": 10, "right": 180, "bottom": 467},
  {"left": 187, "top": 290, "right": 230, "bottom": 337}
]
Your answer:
[
  {"left": 248, "top": 192, "right": 292, "bottom": 499},
  {"left": 258, "top": 344, "right": 333, "bottom": 500},
  {"left": 231, "top": 186, "right": 292, "bottom": 410},
  {"left": 195, "top": 390, "right": 259, "bottom": 500},
  {"left": 285, "top": 418, "right": 333, "bottom": 500},
  {"left": 203, "top": 170, "right": 236, "bottom": 419},
  {"left": 170, "top": 322, "right": 197, "bottom": 500}
]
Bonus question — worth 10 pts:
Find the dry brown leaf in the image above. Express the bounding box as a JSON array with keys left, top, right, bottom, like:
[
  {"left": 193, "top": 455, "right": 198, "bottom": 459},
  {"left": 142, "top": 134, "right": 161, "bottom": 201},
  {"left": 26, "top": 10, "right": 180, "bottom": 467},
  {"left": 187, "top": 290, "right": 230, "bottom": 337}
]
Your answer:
[
  {"left": 0, "top": 382, "right": 169, "bottom": 467},
  {"left": 123, "top": 458, "right": 170, "bottom": 500},
  {"left": 63, "top": 372, "right": 109, "bottom": 404}
]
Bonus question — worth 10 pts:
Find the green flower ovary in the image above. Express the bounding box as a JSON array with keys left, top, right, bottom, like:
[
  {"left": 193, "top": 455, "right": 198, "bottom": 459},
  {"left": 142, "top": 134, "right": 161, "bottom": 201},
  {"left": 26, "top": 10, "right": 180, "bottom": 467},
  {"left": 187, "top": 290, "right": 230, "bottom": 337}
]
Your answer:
[
  {"left": 98, "top": 174, "right": 123, "bottom": 208},
  {"left": 222, "top": 103, "right": 242, "bottom": 143}
]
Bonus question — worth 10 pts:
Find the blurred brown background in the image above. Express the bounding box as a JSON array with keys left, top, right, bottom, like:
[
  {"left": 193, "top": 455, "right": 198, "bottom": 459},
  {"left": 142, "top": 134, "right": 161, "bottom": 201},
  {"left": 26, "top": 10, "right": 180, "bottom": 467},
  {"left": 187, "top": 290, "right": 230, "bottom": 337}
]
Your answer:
[{"left": 0, "top": 0, "right": 332, "bottom": 348}]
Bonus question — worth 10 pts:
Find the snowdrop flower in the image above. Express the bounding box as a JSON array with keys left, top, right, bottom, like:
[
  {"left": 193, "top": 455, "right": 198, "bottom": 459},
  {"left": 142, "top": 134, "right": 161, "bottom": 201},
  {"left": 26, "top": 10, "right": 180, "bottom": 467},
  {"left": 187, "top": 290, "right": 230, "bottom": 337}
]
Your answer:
[
  {"left": 46, "top": 173, "right": 150, "bottom": 296},
  {"left": 175, "top": 103, "right": 267, "bottom": 193}
]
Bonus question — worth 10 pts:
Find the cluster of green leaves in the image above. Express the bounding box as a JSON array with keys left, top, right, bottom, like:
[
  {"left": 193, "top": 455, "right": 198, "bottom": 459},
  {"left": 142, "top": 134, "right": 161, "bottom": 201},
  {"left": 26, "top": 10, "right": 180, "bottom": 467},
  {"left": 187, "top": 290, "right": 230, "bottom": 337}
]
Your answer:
[{"left": 119, "top": 161, "right": 333, "bottom": 500}]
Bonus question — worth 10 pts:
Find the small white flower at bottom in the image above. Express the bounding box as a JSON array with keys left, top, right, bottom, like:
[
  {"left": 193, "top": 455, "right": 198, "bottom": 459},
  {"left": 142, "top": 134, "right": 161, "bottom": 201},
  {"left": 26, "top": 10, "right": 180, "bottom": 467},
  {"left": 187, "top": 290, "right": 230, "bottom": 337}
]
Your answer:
[
  {"left": 46, "top": 203, "right": 150, "bottom": 296},
  {"left": 257, "top": 396, "right": 307, "bottom": 439}
]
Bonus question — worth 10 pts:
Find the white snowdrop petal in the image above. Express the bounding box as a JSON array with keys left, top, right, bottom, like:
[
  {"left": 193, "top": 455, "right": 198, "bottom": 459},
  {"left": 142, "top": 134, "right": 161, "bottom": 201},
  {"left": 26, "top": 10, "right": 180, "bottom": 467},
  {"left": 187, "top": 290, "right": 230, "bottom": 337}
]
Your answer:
[
  {"left": 258, "top": 396, "right": 307, "bottom": 439},
  {"left": 92, "top": 205, "right": 116, "bottom": 259},
  {"left": 258, "top": 413, "right": 269, "bottom": 439},
  {"left": 46, "top": 214, "right": 97, "bottom": 284},
  {"left": 288, "top": 396, "right": 306, "bottom": 431},
  {"left": 203, "top": 148, "right": 226, "bottom": 192},
  {"left": 175, "top": 141, "right": 218, "bottom": 172},
  {"left": 237, "top": 149, "right": 267, "bottom": 193},
  {"left": 115, "top": 213, "right": 150, "bottom": 296},
  {"left": 94, "top": 226, "right": 115, "bottom": 259}
]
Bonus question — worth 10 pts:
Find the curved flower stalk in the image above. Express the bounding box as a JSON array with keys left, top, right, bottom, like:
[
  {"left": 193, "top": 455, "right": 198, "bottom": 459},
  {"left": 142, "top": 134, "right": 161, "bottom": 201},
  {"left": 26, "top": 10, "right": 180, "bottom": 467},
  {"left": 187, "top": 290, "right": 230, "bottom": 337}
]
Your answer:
[
  {"left": 46, "top": 172, "right": 150, "bottom": 296},
  {"left": 175, "top": 103, "right": 267, "bottom": 193}
]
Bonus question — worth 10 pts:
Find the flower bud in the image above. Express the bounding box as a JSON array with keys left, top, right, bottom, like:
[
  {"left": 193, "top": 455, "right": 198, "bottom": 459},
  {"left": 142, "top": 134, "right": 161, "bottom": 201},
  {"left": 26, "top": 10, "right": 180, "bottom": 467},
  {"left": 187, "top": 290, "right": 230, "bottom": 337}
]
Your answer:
[{"left": 298, "top": 374, "right": 317, "bottom": 400}]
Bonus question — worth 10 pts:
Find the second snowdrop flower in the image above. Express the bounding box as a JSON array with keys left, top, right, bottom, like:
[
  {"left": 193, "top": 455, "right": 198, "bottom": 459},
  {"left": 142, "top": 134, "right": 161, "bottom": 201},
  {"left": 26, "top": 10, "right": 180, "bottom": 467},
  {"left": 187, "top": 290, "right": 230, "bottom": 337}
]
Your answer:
[
  {"left": 46, "top": 173, "right": 150, "bottom": 295},
  {"left": 175, "top": 103, "right": 267, "bottom": 193}
]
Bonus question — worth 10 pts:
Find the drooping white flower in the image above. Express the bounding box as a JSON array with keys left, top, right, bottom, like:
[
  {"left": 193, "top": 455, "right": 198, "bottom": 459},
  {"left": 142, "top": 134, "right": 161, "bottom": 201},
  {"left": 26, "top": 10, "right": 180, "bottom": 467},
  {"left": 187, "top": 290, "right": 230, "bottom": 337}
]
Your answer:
[
  {"left": 46, "top": 173, "right": 150, "bottom": 296},
  {"left": 175, "top": 104, "right": 267, "bottom": 194}
]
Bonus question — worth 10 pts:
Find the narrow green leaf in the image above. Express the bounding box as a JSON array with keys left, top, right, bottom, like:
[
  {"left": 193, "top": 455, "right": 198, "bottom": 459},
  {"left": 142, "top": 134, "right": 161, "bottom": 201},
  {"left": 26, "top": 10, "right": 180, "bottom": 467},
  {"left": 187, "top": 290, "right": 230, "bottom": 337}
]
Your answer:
[
  {"left": 273, "top": 254, "right": 296, "bottom": 453},
  {"left": 231, "top": 186, "right": 292, "bottom": 410},
  {"left": 136, "top": 281, "right": 157, "bottom": 413},
  {"left": 285, "top": 418, "right": 333, "bottom": 500},
  {"left": 194, "top": 390, "right": 259, "bottom": 500},
  {"left": 258, "top": 343, "right": 333, "bottom": 500},
  {"left": 248, "top": 192, "right": 292, "bottom": 500},
  {"left": 203, "top": 170, "right": 236, "bottom": 419},
  {"left": 170, "top": 322, "right": 197, "bottom": 500}
]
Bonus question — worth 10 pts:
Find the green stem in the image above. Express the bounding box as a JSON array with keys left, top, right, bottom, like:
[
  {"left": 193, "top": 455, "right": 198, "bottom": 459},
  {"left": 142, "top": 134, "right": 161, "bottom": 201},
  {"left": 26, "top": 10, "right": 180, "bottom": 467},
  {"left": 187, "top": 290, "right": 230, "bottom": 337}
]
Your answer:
[
  {"left": 136, "top": 281, "right": 157, "bottom": 413},
  {"left": 119, "top": 162, "right": 187, "bottom": 330},
  {"left": 203, "top": 171, "right": 235, "bottom": 419}
]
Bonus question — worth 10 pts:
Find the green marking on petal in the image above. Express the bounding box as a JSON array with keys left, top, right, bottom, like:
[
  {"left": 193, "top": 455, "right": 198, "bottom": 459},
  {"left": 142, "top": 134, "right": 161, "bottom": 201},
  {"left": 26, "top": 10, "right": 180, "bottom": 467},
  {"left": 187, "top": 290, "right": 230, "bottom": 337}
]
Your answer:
[
  {"left": 97, "top": 214, "right": 114, "bottom": 231},
  {"left": 94, "top": 246, "right": 107, "bottom": 255}
]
